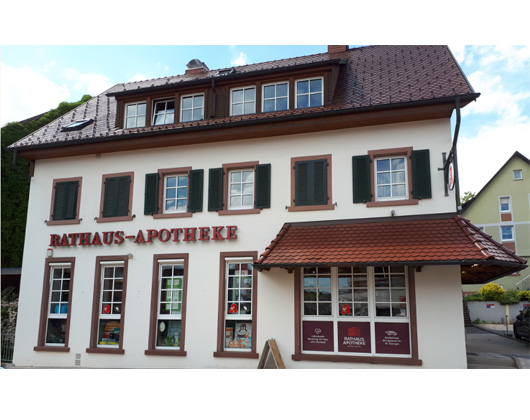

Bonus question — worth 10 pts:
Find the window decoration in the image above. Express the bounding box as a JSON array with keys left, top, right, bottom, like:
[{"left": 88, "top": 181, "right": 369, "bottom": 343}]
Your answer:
[
  {"left": 48, "top": 178, "right": 81, "bottom": 225},
  {"left": 98, "top": 172, "right": 134, "bottom": 221},
  {"left": 289, "top": 155, "right": 333, "bottom": 211},
  {"left": 153, "top": 99, "right": 175, "bottom": 125}
]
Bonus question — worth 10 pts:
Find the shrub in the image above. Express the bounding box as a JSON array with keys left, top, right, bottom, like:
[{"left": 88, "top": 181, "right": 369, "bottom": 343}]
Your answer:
[
  {"left": 478, "top": 283, "right": 505, "bottom": 301},
  {"left": 464, "top": 293, "right": 484, "bottom": 301},
  {"left": 516, "top": 290, "right": 530, "bottom": 301},
  {"left": 498, "top": 290, "right": 520, "bottom": 305}
]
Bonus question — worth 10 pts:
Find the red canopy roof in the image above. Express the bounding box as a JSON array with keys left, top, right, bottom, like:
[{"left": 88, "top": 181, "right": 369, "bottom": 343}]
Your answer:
[{"left": 254, "top": 213, "right": 527, "bottom": 284}]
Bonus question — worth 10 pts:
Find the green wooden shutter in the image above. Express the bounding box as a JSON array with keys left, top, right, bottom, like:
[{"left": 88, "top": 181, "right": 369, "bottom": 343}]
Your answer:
[
  {"left": 411, "top": 149, "right": 432, "bottom": 199},
  {"left": 295, "top": 159, "right": 327, "bottom": 206},
  {"left": 52, "top": 181, "right": 79, "bottom": 220},
  {"left": 187, "top": 169, "right": 204, "bottom": 213},
  {"left": 255, "top": 163, "right": 271, "bottom": 209},
  {"left": 144, "top": 173, "right": 159, "bottom": 215},
  {"left": 352, "top": 155, "right": 372, "bottom": 203},
  {"left": 208, "top": 168, "right": 224, "bottom": 211},
  {"left": 102, "top": 176, "right": 130, "bottom": 217}
]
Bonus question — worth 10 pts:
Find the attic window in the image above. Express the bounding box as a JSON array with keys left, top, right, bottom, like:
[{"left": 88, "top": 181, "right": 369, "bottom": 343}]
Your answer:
[
  {"left": 61, "top": 119, "right": 93, "bottom": 132},
  {"left": 215, "top": 68, "right": 235, "bottom": 77}
]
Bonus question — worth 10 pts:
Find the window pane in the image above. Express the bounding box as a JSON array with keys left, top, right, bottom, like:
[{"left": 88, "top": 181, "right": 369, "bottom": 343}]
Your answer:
[
  {"left": 377, "top": 173, "right": 390, "bottom": 184},
  {"left": 354, "top": 303, "right": 369, "bottom": 316},
  {"left": 392, "top": 184, "right": 406, "bottom": 197},
  {"left": 377, "top": 186, "right": 391, "bottom": 197},
  {"left": 182, "top": 109, "right": 192, "bottom": 122},
  {"left": 232, "top": 103, "right": 243, "bottom": 116},
  {"left": 194, "top": 95, "right": 204, "bottom": 107},
  {"left": 297, "top": 95, "right": 308, "bottom": 108},
  {"left": 156, "top": 320, "right": 181, "bottom": 348},
  {"left": 392, "top": 304, "right": 407, "bottom": 317},
  {"left": 310, "top": 93, "right": 322, "bottom": 107},
  {"left": 310, "top": 79, "right": 322, "bottom": 92},
  {"left": 297, "top": 80, "right": 308, "bottom": 94},
  {"left": 242, "top": 195, "right": 253, "bottom": 207},
  {"left": 392, "top": 171, "right": 405, "bottom": 183},
  {"left": 182, "top": 97, "right": 193, "bottom": 109},
  {"left": 264, "top": 85, "right": 275, "bottom": 98},
  {"left": 377, "top": 159, "right": 390, "bottom": 171},
  {"left": 277, "top": 83, "right": 288, "bottom": 97},
  {"left": 277, "top": 97, "right": 288, "bottom": 110},
  {"left": 137, "top": 103, "right": 146, "bottom": 115},
  {"left": 232, "top": 89, "right": 243, "bottom": 103},
  {"left": 264, "top": 100, "right": 275, "bottom": 112},
  {"left": 375, "top": 290, "right": 390, "bottom": 302},
  {"left": 391, "top": 289, "right": 407, "bottom": 303},
  {"left": 126, "top": 104, "right": 137, "bottom": 117},
  {"left": 304, "top": 303, "right": 317, "bottom": 315},
  {"left": 392, "top": 158, "right": 405, "bottom": 170},
  {"left": 244, "top": 102, "right": 254, "bottom": 114},
  {"left": 245, "top": 88, "right": 255, "bottom": 101},
  {"left": 137, "top": 116, "right": 145, "bottom": 127},
  {"left": 46, "top": 319, "right": 67, "bottom": 344},
  {"left": 98, "top": 320, "right": 120, "bottom": 346},
  {"left": 319, "top": 303, "right": 332, "bottom": 315},
  {"left": 193, "top": 108, "right": 203, "bottom": 121}
]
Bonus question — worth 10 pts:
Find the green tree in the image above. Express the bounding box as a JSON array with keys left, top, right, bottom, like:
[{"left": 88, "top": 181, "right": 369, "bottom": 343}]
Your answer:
[
  {"left": 460, "top": 191, "right": 476, "bottom": 204},
  {"left": 1, "top": 95, "right": 92, "bottom": 268}
]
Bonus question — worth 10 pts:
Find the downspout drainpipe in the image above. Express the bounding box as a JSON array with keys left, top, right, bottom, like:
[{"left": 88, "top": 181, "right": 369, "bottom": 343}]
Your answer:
[
  {"left": 452, "top": 97, "right": 462, "bottom": 214},
  {"left": 211, "top": 78, "right": 216, "bottom": 118},
  {"left": 11, "top": 148, "right": 30, "bottom": 180}
]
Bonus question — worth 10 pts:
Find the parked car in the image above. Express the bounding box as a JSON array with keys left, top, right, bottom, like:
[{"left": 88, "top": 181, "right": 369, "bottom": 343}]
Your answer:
[{"left": 513, "top": 306, "right": 530, "bottom": 340}]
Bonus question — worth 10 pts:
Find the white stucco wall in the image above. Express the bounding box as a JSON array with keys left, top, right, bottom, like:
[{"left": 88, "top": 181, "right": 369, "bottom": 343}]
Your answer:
[{"left": 13, "top": 118, "right": 466, "bottom": 368}]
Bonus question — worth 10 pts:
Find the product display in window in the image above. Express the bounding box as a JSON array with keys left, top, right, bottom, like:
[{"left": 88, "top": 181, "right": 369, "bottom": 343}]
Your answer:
[
  {"left": 226, "top": 322, "right": 252, "bottom": 349},
  {"left": 98, "top": 320, "right": 120, "bottom": 345},
  {"left": 45, "top": 319, "right": 67, "bottom": 344},
  {"left": 157, "top": 320, "right": 181, "bottom": 347}
]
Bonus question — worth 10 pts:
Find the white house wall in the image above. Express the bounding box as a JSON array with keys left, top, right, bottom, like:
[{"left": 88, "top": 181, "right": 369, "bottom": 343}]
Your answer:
[{"left": 13, "top": 118, "right": 463, "bottom": 368}]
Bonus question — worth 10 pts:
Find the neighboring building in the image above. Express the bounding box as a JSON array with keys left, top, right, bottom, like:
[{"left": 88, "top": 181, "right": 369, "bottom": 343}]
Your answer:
[
  {"left": 462, "top": 151, "right": 530, "bottom": 293},
  {"left": 8, "top": 45, "right": 526, "bottom": 369}
]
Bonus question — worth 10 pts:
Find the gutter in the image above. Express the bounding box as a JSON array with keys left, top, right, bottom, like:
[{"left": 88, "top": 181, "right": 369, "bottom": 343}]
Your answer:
[{"left": 9, "top": 148, "right": 30, "bottom": 180}]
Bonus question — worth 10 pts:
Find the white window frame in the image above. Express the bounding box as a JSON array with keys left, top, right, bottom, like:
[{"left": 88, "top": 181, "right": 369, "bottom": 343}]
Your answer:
[
  {"left": 228, "top": 169, "right": 254, "bottom": 210},
  {"left": 163, "top": 173, "right": 188, "bottom": 214},
  {"left": 97, "top": 262, "right": 125, "bottom": 348},
  {"left": 125, "top": 101, "right": 147, "bottom": 129},
  {"left": 500, "top": 225, "right": 514, "bottom": 241},
  {"left": 301, "top": 266, "right": 410, "bottom": 357},
  {"left": 262, "top": 81, "right": 289, "bottom": 112},
  {"left": 224, "top": 257, "right": 254, "bottom": 352},
  {"left": 513, "top": 169, "right": 523, "bottom": 180},
  {"left": 45, "top": 263, "right": 72, "bottom": 346},
  {"left": 156, "top": 259, "right": 185, "bottom": 350},
  {"left": 152, "top": 98, "right": 175, "bottom": 126},
  {"left": 230, "top": 86, "right": 256, "bottom": 116},
  {"left": 499, "top": 196, "right": 511, "bottom": 213},
  {"left": 180, "top": 93, "right": 204, "bottom": 122},
  {"left": 295, "top": 77, "right": 323, "bottom": 109},
  {"left": 374, "top": 156, "right": 408, "bottom": 201}
]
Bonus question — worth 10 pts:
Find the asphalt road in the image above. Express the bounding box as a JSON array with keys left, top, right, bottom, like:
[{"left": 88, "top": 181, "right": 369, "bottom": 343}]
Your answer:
[{"left": 466, "top": 325, "right": 529, "bottom": 368}]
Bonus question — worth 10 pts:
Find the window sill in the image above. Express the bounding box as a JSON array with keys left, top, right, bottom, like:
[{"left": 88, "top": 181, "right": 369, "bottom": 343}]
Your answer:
[
  {"left": 292, "top": 353, "right": 422, "bottom": 366},
  {"left": 213, "top": 351, "right": 259, "bottom": 359},
  {"left": 218, "top": 209, "right": 261, "bottom": 216},
  {"left": 34, "top": 346, "right": 70, "bottom": 352},
  {"left": 95, "top": 215, "right": 134, "bottom": 223},
  {"left": 287, "top": 204, "right": 335, "bottom": 212},
  {"left": 366, "top": 199, "right": 419, "bottom": 207},
  {"left": 46, "top": 219, "right": 81, "bottom": 226},
  {"left": 153, "top": 212, "right": 193, "bottom": 219},
  {"left": 86, "top": 347, "right": 125, "bottom": 355},
  {"left": 145, "top": 349, "right": 187, "bottom": 357}
]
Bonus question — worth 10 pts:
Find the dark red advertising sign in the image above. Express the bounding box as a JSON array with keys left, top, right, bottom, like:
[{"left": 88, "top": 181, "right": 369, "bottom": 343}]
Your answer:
[
  {"left": 375, "top": 322, "right": 410, "bottom": 355},
  {"left": 302, "top": 321, "right": 334, "bottom": 352},
  {"left": 337, "top": 322, "right": 371, "bottom": 353}
]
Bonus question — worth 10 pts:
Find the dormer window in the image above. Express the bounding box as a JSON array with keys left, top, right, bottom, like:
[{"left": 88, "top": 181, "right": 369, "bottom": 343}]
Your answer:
[
  {"left": 125, "top": 102, "right": 146, "bottom": 129},
  {"left": 263, "top": 82, "right": 288, "bottom": 112},
  {"left": 181, "top": 94, "right": 204, "bottom": 122},
  {"left": 153, "top": 99, "right": 175, "bottom": 126},
  {"left": 231, "top": 86, "right": 256, "bottom": 116},
  {"left": 296, "top": 77, "right": 323, "bottom": 109}
]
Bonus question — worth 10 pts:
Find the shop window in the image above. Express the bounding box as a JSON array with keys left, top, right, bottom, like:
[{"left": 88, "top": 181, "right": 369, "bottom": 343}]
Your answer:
[
  {"left": 262, "top": 82, "right": 288, "bottom": 112},
  {"left": 297, "top": 266, "right": 417, "bottom": 362},
  {"left": 47, "top": 177, "right": 82, "bottom": 225},
  {"left": 295, "top": 77, "right": 323, "bottom": 109},
  {"left": 181, "top": 93, "right": 204, "bottom": 122},
  {"left": 144, "top": 168, "right": 204, "bottom": 218},
  {"left": 352, "top": 148, "right": 431, "bottom": 206},
  {"left": 87, "top": 256, "right": 128, "bottom": 354},
  {"left": 145, "top": 254, "right": 188, "bottom": 356},
  {"left": 97, "top": 172, "right": 134, "bottom": 222},
  {"left": 153, "top": 99, "right": 175, "bottom": 125},
  {"left": 125, "top": 102, "right": 146, "bottom": 129},
  {"left": 208, "top": 162, "right": 270, "bottom": 215},
  {"left": 34, "top": 258, "right": 75, "bottom": 352},
  {"left": 230, "top": 86, "right": 255, "bottom": 116},
  {"left": 288, "top": 154, "right": 333, "bottom": 212},
  {"left": 214, "top": 252, "right": 259, "bottom": 358}
]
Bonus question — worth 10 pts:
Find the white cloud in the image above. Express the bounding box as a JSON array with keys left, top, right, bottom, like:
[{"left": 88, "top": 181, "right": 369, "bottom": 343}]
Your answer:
[
  {"left": 231, "top": 52, "right": 247, "bottom": 66},
  {"left": 62, "top": 68, "right": 113, "bottom": 95},
  {"left": 0, "top": 62, "right": 70, "bottom": 126},
  {"left": 128, "top": 73, "right": 149, "bottom": 82}
]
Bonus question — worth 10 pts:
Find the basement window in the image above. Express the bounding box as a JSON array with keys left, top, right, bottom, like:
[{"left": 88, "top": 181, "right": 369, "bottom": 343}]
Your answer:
[{"left": 61, "top": 119, "right": 93, "bottom": 132}]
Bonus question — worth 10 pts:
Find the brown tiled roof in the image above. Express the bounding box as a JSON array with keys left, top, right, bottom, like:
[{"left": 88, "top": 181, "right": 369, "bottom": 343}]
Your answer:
[
  {"left": 254, "top": 214, "right": 527, "bottom": 284},
  {"left": 8, "top": 45, "right": 477, "bottom": 151}
]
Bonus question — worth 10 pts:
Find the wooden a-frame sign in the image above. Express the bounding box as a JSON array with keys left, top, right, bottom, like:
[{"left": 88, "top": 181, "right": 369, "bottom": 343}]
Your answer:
[{"left": 257, "top": 338, "right": 285, "bottom": 369}]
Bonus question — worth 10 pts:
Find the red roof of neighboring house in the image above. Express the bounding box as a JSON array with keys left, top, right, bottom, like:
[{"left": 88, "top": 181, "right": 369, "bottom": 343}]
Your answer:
[{"left": 254, "top": 213, "right": 527, "bottom": 284}]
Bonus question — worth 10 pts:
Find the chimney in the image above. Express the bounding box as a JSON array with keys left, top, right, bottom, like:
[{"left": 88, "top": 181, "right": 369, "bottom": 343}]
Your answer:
[
  {"left": 185, "top": 59, "right": 209, "bottom": 75},
  {"left": 327, "top": 45, "right": 348, "bottom": 53}
]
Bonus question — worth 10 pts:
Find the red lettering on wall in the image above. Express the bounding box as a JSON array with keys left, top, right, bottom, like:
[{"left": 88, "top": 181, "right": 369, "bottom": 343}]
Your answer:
[
  {"left": 158, "top": 229, "right": 171, "bottom": 242},
  {"left": 226, "top": 226, "right": 237, "bottom": 240},
  {"left": 146, "top": 229, "right": 158, "bottom": 243},
  {"left": 199, "top": 227, "right": 210, "bottom": 241},
  {"left": 59, "top": 234, "right": 69, "bottom": 247},
  {"left": 183, "top": 227, "right": 197, "bottom": 242},
  {"left": 102, "top": 232, "right": 114, "bottom": 245},
  {"left": 171, "top": 228, "right": 183, "bottom": 242},
  {"left": 134, "top": 230, "right": 146, "bottom": 243},
  {"left": 68, "top": 233, "right": 79, "bottom": 246},
  {"left": 79, "top": 232, "right": 92, "bottom": 246},
  {"left": 114, "top": 231, "right": 124, "bottom": 245},
  {"left": 90, "top": 232, "right": 102, "bottom": 246},
  {"left": 49, "top": 234, "right": 60, "bottom": 247},
  {"left": 212, "top": 226, "right": 225, "bottom": 240}
]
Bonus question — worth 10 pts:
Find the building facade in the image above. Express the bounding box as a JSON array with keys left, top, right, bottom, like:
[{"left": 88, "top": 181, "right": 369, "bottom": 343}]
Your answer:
[
  {"left": 462, "top": 151, "right": 530, "bottom": 293},
  {"left": 9, "top": 45, "right": 526, "bottom": 368}
]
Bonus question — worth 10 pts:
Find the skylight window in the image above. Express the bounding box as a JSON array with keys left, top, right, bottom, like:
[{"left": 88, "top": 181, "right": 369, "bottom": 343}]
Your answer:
[{"left": 61, "top": 119, "right": 93, "bottom": 132}]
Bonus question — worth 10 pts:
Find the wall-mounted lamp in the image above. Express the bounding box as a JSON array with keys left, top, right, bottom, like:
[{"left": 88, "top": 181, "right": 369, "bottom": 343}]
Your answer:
[
  {"left": 391, "top": 210, "right": 396, "bottom": 217},
  {"left": 47, "top": 248, "right": 53, "bottom": 257}
]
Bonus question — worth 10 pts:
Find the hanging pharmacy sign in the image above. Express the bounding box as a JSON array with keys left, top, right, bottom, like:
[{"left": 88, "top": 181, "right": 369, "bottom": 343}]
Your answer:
[{"left": 49, "top": 225, "right": 238, "bottom": 247}]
